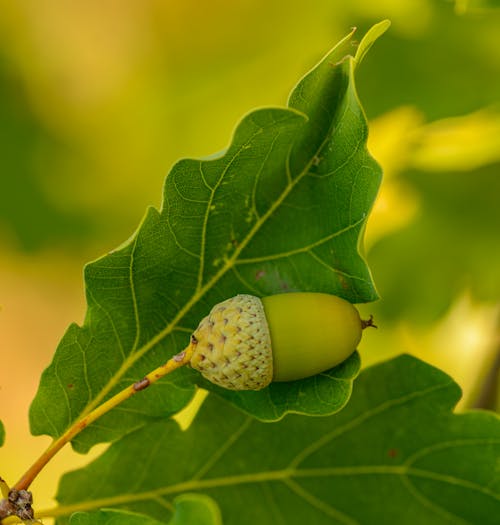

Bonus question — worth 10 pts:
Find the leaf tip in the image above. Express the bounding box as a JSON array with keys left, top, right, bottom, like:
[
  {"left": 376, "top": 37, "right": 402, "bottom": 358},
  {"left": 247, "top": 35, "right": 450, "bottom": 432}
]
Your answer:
[{"left": 354, "top": 19, "right": 391, "bottom": 68}]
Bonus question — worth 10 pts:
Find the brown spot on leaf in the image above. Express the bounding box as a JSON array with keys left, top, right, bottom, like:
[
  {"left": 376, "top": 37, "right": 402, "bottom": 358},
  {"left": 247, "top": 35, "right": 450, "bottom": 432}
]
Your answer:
[
  {"left": 338, "top": 274, "right": 349, "bottom": 290},
  {"left": 255, "top": 270, "right": 266, "bottom": 280}
]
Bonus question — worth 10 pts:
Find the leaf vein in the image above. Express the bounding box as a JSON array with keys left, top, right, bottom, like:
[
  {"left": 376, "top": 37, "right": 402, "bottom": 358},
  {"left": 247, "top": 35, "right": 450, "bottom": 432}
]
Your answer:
[
  {"left": 404, "top": 438, "right": 500, "bottom": 467},
  {"left": 129, "top": 234, "right": 141, "bottom": 353},
  {"left": 230, "top": 266, "right": 261, "bottom": 295},
  {"left": 197, "top": 129, "right": 263, "bottom": 292},
  {"left": 400, "top": 474, "right": 471, "bottom": 525},
  {"left": 406, "top": 467, "right": 500, "bottom": 501},
  {"left": 283, "top": 478, "right": 358, "bottom": 524},
  {"left": 307, "top": 250, "right": 371, "bottom": 285},
  {"left": 87, "top": 287, "right": 126, "bottom": 360},
  {"left": 235, "top": 216, "right": 364, "bottom": 265},
  {"left": 287, "top": 381, "right": 453, "bottom": 468},
  {"left": 193, "top": 417, "right": 253, "bottom": 481}
]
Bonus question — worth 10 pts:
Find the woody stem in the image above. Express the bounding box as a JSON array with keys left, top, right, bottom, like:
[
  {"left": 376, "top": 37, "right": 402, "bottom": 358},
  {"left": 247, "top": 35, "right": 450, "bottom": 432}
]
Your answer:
[{"left": 13, "top": 342, "right": 195, "bottom": 492}]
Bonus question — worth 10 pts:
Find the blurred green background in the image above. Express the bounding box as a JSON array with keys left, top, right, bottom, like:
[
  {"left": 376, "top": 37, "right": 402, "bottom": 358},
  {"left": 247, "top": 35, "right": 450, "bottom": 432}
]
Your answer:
[{"left": 0, "top": 0, "right": 499, "bottom": 521}]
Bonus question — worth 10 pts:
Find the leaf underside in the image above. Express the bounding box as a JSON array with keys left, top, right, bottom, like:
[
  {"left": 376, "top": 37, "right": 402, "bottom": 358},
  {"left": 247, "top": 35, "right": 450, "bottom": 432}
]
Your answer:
[
  {"left": 54, "top": 355, "right": 500, "bottom": 525},
  {"left": 30, "top": 24, "right": 386, "bottom": 452}
]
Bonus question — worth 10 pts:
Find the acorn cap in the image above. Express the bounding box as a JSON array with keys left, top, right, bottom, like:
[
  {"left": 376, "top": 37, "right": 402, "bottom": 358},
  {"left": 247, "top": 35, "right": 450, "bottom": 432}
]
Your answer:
[{"left": 190, "top": 294, "right": 273, "bottom": 390}]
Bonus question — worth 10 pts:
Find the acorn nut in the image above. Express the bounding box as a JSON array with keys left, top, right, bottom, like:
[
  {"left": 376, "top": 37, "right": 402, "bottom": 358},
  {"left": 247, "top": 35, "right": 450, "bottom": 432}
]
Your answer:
[{"left": 190, "top": 292, "right": 372, "bottom": 391}]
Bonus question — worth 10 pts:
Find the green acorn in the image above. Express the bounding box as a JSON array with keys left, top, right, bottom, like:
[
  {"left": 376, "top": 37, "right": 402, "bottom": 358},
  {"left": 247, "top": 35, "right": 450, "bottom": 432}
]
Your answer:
[{"left": 190, "top": 292, "right": 373, "bottom": 390}]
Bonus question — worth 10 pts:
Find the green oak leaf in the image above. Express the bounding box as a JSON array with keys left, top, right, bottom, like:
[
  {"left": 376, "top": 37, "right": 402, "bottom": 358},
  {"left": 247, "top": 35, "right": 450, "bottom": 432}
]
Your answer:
[
  {"left": 29, "top": 21, "right": 389, "bottom": 452},
  {"left": 52, "top": 355, "right": 500, "bottom": 525},
  {"left": 51, "top": 355, "right": 500, "bottom": 525},
  {"left": 69, "top": 494, "right": 221, "bottom": 525}
]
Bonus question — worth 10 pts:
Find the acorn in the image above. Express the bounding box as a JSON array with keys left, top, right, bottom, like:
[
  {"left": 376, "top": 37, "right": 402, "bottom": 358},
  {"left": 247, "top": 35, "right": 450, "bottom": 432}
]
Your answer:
[{"left": 190, "top": 292, "right": 374, "bottom": 390}]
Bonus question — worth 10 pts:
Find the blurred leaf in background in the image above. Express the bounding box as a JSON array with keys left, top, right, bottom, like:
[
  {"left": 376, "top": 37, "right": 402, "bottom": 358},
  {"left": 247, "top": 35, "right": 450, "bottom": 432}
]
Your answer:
[
  {"left": 0, "top": 49, "right": 91, "bottom": 251},
  {"left": 454, "top": 0, "right": 500, "bottom": 14},
  {"left": 347, "top": 2, "right": 500, "bottom": 411},
  {"left": 0, "top": 1, "right": 499, "bottom": 522}
]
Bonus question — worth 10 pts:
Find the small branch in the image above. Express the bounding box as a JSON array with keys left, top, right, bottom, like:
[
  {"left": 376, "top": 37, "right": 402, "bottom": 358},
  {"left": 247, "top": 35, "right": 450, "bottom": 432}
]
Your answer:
[{"left": 12, "top": 341, "right": 196, "bottom": 493}]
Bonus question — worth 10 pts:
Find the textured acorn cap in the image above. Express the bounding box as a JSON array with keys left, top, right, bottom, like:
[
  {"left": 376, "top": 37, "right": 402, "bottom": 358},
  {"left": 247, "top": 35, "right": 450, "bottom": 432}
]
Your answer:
[{"left": 190, "top": 294, "right": 273, "bottom": 390}]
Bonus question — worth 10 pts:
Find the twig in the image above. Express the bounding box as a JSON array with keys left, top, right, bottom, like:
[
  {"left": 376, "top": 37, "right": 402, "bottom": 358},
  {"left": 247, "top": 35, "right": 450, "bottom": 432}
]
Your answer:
[{"left": 12, "top": 341, "right": 196, "bottom": 493}]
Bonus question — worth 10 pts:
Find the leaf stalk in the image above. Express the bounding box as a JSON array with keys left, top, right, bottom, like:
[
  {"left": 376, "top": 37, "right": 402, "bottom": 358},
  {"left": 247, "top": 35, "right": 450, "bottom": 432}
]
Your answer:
[{"left": 12, "top": 342, "right": 195, "bottom": 493}]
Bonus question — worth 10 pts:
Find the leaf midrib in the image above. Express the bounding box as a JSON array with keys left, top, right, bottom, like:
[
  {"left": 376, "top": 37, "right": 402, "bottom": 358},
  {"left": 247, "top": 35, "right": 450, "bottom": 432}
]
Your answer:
[
  {"left": 51, "top": 384, "right": 499, "bottom": 520},
  {"left": 76, "top": 114, "right": 337, "bottom": 423},
  {"left": 41, "top": 462, "right": 498, "bottom": 521}
]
